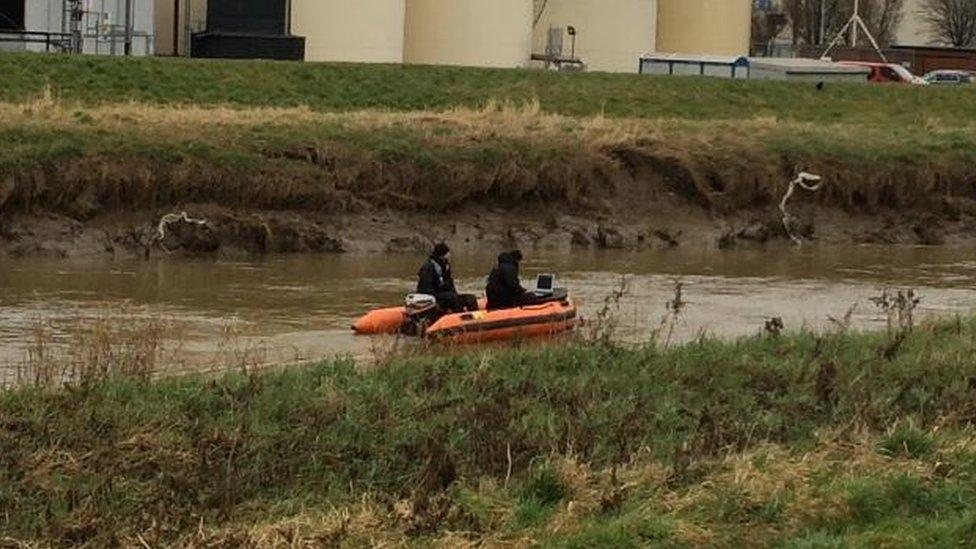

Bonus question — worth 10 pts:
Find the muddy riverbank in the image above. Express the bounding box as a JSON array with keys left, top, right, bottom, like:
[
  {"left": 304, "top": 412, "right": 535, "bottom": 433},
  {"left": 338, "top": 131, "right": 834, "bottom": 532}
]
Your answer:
[
  {"left": 4, "top": 98, "right": 976, "bottom": 260},
  {"left": 2, "top": 201, "right": 972, "bottom": 260}
]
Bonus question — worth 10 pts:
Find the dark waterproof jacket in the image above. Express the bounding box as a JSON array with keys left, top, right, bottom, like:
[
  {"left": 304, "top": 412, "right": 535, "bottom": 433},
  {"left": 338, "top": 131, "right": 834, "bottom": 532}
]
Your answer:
[
  {"left": 486, "top": 252, "right": 526, "bottom": 310},
  {"left": 417, "top": 257, "right": 456, "bottom": 295}
]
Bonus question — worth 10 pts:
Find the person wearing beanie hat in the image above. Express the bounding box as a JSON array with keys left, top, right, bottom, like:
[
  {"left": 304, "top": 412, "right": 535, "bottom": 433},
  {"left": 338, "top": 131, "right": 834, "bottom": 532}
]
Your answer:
[
  {"left": 417, "top": 242, "right": 478, "bottom": 313},
  {"left": 486, "top": 249, "right": 537, "bottom": 311},
  {"left": 432, "top": 242, "right": 450, "bottom": 258}
]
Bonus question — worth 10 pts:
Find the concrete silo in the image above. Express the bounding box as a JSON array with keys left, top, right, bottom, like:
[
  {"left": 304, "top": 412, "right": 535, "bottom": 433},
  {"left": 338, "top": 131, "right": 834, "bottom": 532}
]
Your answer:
[
  {"left": 404, "top": 0, "right": 533, "bottom": 68},
  {"left": 656, "top": 0, "right": 751, "bottom": 56},
  {"left": 12, "top": 0, "right": 155, "bottom": 55},
  {"left": 532, "top": 0, "right": 657, "bottom": 73},
  {"left": 292, "top": 0, "right": 405, "bottom": 63}
]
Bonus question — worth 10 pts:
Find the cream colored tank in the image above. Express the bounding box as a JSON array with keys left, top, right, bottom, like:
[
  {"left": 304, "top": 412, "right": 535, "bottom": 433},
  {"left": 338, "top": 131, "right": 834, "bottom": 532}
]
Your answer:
[
  {"left": 656, "top": 0, "right": 751, "bottom": 56},
  {"left": 292, "top": 0, "right": 405, "bottom": 63},
  {"left": 532, "top": 0, "right": 657, "bottom": 73},
  {"left": 404, "top": 0, "right": 533, "bottom": 68},
  {"left": 896, "top": 0, "right": 927, "bottom": 46}
]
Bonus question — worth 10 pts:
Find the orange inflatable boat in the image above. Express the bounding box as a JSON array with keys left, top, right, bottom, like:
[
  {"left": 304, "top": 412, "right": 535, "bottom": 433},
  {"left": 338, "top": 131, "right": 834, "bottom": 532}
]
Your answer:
[{"left": 352, "top": 294, "right": 577, "bottom": 344}]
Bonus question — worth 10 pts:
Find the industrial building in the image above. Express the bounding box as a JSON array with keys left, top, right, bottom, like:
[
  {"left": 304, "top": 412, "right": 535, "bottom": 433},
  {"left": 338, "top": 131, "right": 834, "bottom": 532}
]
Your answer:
[
  {"left": 655, "top": 0, "right": 751, "bottom": 57},
  {"left": 895, "top": 0, "right": 928, "bottom": 46},
  {"left": 404, "top": 0, "right": 533, "bottom": 68},
  {"left": 533, "top": 0, "right": 751, "bottom": 73},
  {"left": 292, "top": 0, "right": 405, "bottom": 65},
  {"left": 2, "top": 0, "right": 755, "bottom": 73},
  {"left": 532, "top": 0, "right": 658, "bottom": 73},
  {"left": 638, "top": 53, "right": 871, "bottom": 83},
  {"left": 153, "top": 0, "right": 537, "bottom": 66},
  {"left": 155, "top": 0, "right": 751, "bottom": 71},
  {"left": 0, "top": 0, "right": 154, "bottom": 54},
  {"left": 640, "top": 53, "right": 750, "bottom": 79}
]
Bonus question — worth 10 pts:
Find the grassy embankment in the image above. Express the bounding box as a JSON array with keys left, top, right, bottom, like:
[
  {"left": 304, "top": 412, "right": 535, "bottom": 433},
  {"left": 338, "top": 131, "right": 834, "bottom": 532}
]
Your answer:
[
  {"left": 5, "top": 318, "right": 976, "bottom": 546},
  {"left": 2, "top": 52, "right": 976, "bottom": 219}
]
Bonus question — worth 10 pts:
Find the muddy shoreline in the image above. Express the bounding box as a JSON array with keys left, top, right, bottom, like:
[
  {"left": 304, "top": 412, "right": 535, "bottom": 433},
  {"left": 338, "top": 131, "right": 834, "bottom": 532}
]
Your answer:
[
  {"left": 4, "top": 101, "right": 976, "bottom": 260},
  {"left": 2, "top": 200, "right": 974, "bottom": 260}
]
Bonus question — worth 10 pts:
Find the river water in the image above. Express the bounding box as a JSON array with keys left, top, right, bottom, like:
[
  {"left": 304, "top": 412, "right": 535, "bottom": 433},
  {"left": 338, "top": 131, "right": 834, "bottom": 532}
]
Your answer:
[{"left": 2, "top": 244, "right": 975, "bottom": 382}]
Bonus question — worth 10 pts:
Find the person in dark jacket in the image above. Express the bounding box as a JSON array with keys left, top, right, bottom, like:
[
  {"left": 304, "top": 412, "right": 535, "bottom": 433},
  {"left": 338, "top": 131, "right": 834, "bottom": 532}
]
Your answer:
[
  {"left": 417, "top": 243, "right": 478, "bottom": 313},
  {"left": 486, "top": 250, "right": 538, "bottom": 310}
]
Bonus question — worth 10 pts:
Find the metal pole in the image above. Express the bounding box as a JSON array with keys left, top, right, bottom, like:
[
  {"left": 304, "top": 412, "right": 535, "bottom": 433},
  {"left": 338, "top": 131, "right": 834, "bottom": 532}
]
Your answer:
[
  {"left": 821, "top": 16, "right": 855, "bottom": 59},
  {"left": 124, "top": 0, "right": 132, "bottom": 55},
  {"left": 106, "top": 0, "right": 112, "bottom": 56},
  {"left": 286, "top": 0, "right": 292, "bottom": 34},
  {"left": 185, "top": 0, "right": 192, "bottom": 57},
  {"left": 172, "top": 0, "right": 180, "bottom": 55},
  {"left": 819, "top": 0, "right": 826, "bottom": 44},
  {"left": 70, "top": 0, "right": 83, "bottom": 53},
  {"left": 851, "top": 0, "right": 859, "bottom": 47}
]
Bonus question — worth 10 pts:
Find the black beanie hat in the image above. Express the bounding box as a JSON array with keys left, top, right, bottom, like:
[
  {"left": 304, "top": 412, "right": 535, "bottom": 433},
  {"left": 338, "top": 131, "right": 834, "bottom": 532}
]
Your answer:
[{"left": 432, "top": 242, "right": 450, "bottom": 257}]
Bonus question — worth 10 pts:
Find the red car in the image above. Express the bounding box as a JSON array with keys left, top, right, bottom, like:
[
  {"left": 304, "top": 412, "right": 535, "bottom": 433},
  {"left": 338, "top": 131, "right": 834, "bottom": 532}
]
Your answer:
[{"left": 838, "top": 61, "right": 928, "bottom": 85}]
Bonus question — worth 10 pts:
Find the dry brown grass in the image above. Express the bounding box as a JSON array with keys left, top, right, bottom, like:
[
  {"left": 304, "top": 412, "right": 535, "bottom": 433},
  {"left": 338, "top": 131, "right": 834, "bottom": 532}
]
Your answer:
[
  {"left": 3, "top": 94, "right": 963, "bottom": 154},
  {"left": 14, "top": 306, "right": 176, "bottom": 387},
  {"left": 179, "top": 498, "right": 400, "bottom": 548},
  {"left": 3, "top": 308, "right": 346, "bottom": 389},
  {"left": 3, "top": 92, "right": 976, "bottom": 221},
  {"left": 214, "top": 318, "right": 271, "bottom": 376},
  {"left": 160, "top": 429, "right": 960, "bottom": 548}
]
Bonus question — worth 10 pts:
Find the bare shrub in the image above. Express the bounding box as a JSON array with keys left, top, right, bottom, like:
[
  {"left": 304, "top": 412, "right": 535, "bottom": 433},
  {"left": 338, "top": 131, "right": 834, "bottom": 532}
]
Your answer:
[
  {"left": 580, "top": 276, "right": 631, "bottom": 346},
  {"left": 216, "top": 319, "right": 269, "bottom": 375},
  {"left": 15, "top": 306, "right": 175, "bottom": 387},
  {"left": 654, "top": 280, "right": 688, "bottom": 349},
  {"left": 921, "top": 0, "right": 976, "bottom": 46},
  {"left": 870, "top": 288, "right": 920, "bottom": 334}
]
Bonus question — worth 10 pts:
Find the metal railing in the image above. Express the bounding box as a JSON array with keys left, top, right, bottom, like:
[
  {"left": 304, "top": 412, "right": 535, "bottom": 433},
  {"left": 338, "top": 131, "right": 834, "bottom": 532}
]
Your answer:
[{"left": 0, "top": 30, "right": 73, "bottom": 53}]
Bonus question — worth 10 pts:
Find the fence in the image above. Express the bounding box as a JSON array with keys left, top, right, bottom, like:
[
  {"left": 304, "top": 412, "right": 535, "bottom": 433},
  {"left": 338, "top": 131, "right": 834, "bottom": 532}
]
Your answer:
[{"left": 0, "top": 30, "right": 72, "bottom": 53}]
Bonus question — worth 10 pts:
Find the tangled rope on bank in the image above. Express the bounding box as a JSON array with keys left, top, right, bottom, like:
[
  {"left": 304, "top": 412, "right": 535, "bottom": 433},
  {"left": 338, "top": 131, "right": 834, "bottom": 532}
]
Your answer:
[
  {"left": 154, "top": 212, "right": 208, "bottom": 253},
  {"left": 780, "top": 171, "right": 823, "bottom": 246}
]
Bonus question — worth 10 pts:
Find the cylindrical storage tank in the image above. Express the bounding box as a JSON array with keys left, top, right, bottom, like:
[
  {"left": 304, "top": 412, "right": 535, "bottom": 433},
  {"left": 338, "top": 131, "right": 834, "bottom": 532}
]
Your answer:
[
  {"left": 404, "top": 0, "right": 533, "bottom": 68},
  {"left": 532, "top": 0, "right": 657, "bottom": 73},
  {"left": 656, "top": 0, "right": 751, "bottom": 56},
  {"left": 292, "top": 0, "right": 405, "bottom": 63}
]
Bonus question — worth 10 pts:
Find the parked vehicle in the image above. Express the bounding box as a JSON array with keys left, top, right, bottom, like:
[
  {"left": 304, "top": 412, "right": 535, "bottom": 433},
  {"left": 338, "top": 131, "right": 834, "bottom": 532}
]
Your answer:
[
  {"left": 838, "top": 61, "right": 927, "bottom": 85},
  {"left": 923, "top": 70, "right": 974, "bottom": 85}
]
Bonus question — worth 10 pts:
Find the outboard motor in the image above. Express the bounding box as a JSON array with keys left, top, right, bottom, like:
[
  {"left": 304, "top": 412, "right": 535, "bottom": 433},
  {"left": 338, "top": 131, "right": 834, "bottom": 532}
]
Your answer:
[{"left": 403, "top": 294, "right": 440, "bottom": 336}]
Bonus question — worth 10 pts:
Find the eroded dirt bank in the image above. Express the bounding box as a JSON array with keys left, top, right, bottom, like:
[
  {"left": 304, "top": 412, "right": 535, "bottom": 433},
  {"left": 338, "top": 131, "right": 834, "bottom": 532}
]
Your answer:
[
  {"left": 3, "top": 193, "right": 974, "bottom": 260},
  {"left": 4, "top": 103, "right": 976, "bottom": 258}
]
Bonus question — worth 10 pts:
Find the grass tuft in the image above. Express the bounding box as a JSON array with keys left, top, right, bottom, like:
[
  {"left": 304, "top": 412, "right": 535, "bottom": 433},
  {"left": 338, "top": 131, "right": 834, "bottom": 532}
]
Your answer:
[{"left": 880, "top": 423, "right": 936, "bottom": 459}]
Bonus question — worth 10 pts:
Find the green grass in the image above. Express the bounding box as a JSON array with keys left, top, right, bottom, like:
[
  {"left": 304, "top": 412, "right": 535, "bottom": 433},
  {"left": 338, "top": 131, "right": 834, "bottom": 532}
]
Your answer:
[
  {"left": 1, "top": 98, "right": 975, "bottom": 219},
  {"left": 2, "top": 51, "right": 976, "bottom": 125},
  {"left": 6, "top": 319, "right": 976, "bottom": 545},
  {"left": 1, "top": 52, "right": 976, "bottom": 220}
]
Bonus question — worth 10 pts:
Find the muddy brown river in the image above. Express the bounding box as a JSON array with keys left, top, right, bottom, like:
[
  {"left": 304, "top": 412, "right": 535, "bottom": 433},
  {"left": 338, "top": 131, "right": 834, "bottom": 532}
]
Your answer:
[{"left": 2, "top": 244, "right": 975, "bottom": 383}]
